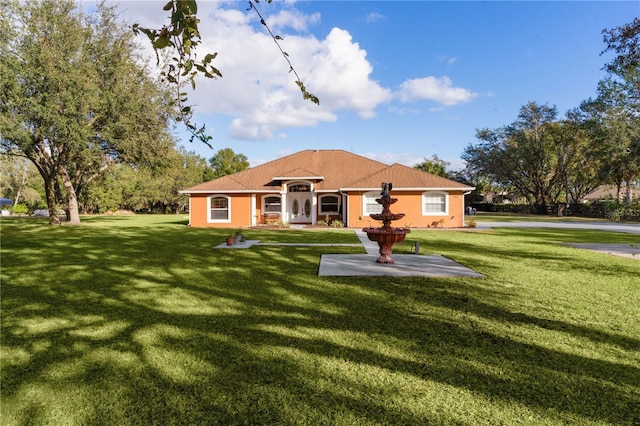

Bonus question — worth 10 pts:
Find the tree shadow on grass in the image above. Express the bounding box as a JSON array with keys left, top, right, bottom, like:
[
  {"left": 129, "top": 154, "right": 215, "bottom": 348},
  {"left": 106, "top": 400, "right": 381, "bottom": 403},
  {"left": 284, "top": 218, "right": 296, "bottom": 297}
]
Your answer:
[{"left": 2, "top": 221, "right": 640, "bottom": 424}]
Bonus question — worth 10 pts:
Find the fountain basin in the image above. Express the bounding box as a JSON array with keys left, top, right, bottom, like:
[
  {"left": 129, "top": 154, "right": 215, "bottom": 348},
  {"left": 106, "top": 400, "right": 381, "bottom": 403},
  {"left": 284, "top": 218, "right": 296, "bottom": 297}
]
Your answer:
[
  {"left": 362, "top": 227, "right": 410, "bottom": 264},
  {"left": 370, "top": 213, "right": 405, "bottom": 222}
]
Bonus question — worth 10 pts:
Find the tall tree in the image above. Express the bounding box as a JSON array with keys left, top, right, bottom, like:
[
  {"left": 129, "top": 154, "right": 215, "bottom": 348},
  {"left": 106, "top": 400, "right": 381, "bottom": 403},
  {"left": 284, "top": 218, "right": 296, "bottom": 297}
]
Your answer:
[
  {"left": 580, "top": 81, "right": 640, "bottom": 203},
  {"left": 414, "top": 155, "right": 450, "bottom": 178},
  {"left": 541, "top": 111, "right": 604, "bottom": 206},
  {"left": 602, "top": 18, "right": 640, "bottom": 81},
  {"left": 0, "top": 0, "right": 176, "bottom": 224},
  {"left": 209, "top": 148, "right": 250, "bottom": 179},
  {"left": 462, "top": 102, "right": 562, "bottom": 211},
  {"left": 579, "top": 19, "right": 640, "bottom": 203}
]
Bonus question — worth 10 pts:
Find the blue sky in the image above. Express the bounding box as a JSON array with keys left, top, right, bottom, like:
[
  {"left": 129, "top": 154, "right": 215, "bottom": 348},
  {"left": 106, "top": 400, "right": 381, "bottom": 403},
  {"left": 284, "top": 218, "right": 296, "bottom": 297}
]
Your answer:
[{"left": 112, "top": 1, "right": 639, "bottom": 170}]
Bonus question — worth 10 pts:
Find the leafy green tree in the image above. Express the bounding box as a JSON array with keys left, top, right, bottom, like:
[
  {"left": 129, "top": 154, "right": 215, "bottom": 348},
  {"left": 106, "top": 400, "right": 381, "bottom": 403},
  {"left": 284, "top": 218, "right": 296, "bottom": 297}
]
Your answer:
[
  {"left": 577, "top": 19, "right": 640, "bottom": 203},
  {"left": 209, "top": 148, "right": 250, "bottom": 179},
  {"left": 463, "top": 102, "right": 562, "bottom": 211},
  {"left": 1, "top": 0, "right": 176, "bottom": 224},
  {"left": 580, "top": 83, "right": 639, "bottom": 203},
  {"left": 79, "top": 164, "right": 138, "bottom": 213},
  {"left": 0, "top": 155, "right": 43, "bottom": 210},
  {"left": 152, "top": 147, "right": 215, "bottom": 213},
  {"left": 602, "top": 18, "right": 640, "bottom": 83},
  {"left": 107, "top": 147, "right": 213, "bottom": 214},
  {"left": 414, "top": 155, "right": 450, "bottom": 178},
  {"left": 550, "top": 115, "right": 604, "bottom": 204}
]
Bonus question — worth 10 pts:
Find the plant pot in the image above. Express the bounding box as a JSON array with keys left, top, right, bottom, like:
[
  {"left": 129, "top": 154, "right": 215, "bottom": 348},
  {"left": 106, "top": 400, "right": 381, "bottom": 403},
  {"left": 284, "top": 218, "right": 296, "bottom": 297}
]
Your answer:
[{"left": 226, "top": 237, "right": 235, "bottom": 246}]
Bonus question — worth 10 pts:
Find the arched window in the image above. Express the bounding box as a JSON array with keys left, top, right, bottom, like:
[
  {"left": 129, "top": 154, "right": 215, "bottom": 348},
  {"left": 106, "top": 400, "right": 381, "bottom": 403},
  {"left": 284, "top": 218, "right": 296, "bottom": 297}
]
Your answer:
[
  {"left": 289, "top": 184, "right": 310, "bottom": 192},
  {"left": 363, "top": 191, "right": 383, "bottom": 215},
  {"left": 422, "top": 191, "right": 448, "bottom": 215},
  {"left": 319, "top": 194, "right": 340, "bottom": 214},
  {"left": 208, "top": 195, "right": 230, "bottom": 222}
]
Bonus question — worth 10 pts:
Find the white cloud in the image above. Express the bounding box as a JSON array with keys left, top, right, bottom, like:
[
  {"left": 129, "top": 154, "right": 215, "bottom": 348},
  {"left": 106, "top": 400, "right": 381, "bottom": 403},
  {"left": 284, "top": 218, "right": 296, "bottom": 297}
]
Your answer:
[
  {"left": 366, "top": 12, "right": 385, "bottom": 24},
  {"left": 307, "top": 28, "right": 393, "bottom": 119},
  {"left": 396, "top": 76, "right": 477, "bottom": 106},
  {"left": 110, "top": 2, "right": 476, "bottom": 142},
  {"left": 267, "top": 9, "right": 321, "bottom": 32},
  {"left": 438, "top": 55, "right": 457, "bottom": 65},
  {"left": 362, "top": 152, "right": 424, "bottom": 167}
]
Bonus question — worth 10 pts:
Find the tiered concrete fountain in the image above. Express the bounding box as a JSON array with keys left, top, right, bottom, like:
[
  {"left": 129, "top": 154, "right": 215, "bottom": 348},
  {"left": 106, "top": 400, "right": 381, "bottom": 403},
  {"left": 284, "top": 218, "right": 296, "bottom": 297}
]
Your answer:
[{"left": 362, "top": 183, "right": 410, "bottom": 264}]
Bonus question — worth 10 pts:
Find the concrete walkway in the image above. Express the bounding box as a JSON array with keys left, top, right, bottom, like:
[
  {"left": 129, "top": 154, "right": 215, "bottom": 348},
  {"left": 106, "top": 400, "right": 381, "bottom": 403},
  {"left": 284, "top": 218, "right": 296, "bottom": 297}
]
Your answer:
[
  {"left": 214, "top": 221, "right": 639, "bottom": 275},
  {"left": 319, "top": 230, "right": 484, "bottom": 277},
  {"left": 214, "top": 230, "right": 485, "bottom": 278}
]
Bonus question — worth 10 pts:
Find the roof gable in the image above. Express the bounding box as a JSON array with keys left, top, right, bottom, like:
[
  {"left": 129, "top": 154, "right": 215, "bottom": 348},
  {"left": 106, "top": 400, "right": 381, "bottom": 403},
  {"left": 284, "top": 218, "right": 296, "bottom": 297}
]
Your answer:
[
  {"left": 343, "top": 163, "right": 473, "bottom": 190},
  {"left": 273, "top": 167, "right": 324, "bottom": 181}
]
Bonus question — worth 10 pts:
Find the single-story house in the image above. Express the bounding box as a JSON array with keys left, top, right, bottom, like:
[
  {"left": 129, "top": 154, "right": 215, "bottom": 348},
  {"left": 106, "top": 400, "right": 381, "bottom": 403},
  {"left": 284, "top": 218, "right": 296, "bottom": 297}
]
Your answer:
[
  {"left": 180, "top": 149, "right": 475, "bottom": 228},
  {"left": 583, "top": 185, "right": 639, "bottom": 203}
]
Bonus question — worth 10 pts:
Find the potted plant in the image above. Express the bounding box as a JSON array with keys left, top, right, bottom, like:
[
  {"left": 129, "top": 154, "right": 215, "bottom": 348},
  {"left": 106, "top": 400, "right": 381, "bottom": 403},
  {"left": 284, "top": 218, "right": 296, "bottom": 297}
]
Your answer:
[
  {"left": 233, "top": 231, "right": 246, "bottom": 245},
  {"left": 225, "top": 235, "right": 235, "bottom": 246}
]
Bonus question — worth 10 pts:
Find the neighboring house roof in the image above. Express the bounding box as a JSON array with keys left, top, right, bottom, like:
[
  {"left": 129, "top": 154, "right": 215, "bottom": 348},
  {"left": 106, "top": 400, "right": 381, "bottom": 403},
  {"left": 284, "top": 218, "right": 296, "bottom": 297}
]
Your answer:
[
  {"left": 584, "top": 185, "right": 640, "bottom": 201},
  {"left": 182, "top": 149, "right": 474, "bottom": 193}
]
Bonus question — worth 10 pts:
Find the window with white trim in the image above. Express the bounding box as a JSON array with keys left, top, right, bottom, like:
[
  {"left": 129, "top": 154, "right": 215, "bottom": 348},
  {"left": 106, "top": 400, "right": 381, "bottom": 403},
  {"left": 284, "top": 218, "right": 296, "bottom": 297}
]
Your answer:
[
  {"left": 263, "top": 195, "right": 281, "bottom": 214},
  {"left": 319, "top": 194, "right": 340, "bottom": 214},
  {"left": 363, "top": 192, "right": 383, "bottom": 215},
  {"left": 289, "top": 184, "right": 310, "bottom": 192},
  {"left": 208, "top": 195, "right": 230, "bottom": 222},
  {"left": 422, "top": 191, "right": 448, "bottom": 215}
]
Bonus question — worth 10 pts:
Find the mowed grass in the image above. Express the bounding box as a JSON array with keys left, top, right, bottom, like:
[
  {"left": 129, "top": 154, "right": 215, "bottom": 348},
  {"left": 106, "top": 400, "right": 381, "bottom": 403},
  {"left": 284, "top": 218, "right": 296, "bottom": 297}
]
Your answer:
[{"left": 1, "top": 215, "right": 639, "bottom": 425}]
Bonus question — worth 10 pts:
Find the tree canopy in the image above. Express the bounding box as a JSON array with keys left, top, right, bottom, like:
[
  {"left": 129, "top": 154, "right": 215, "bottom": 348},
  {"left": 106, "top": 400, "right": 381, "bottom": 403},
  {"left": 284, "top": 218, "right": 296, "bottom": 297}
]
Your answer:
[
  {"left": 1, "top": 0, "right": 177, "bottom": 224},
  {"left": 209, "top": 148, "right": 250, "bottom": 179},
  {"left": 462, "top": 19, "right": 639, "bottom": 209},
  {"left": 414, "top": 155, "right": 450, "bottom": 178}
]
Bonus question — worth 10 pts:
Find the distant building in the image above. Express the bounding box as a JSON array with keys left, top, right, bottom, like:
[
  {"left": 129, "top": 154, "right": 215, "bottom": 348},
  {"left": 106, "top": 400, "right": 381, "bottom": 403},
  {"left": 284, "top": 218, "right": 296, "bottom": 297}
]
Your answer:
[{"left": 583, "top": 185, "right": 639, "bottom": 203}]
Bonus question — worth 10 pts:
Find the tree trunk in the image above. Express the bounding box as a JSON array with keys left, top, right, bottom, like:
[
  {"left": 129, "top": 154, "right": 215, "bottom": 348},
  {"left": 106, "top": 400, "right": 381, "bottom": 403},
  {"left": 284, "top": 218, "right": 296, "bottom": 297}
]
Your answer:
[
  {"left": 58, "top": 165, "right": 81, "bottom": 225},
  {"left": 625, "top": 180, "right": 633, "bottom": 205},
  {"left": 43, "top": 175, "right": 61, "bottom": 225}
]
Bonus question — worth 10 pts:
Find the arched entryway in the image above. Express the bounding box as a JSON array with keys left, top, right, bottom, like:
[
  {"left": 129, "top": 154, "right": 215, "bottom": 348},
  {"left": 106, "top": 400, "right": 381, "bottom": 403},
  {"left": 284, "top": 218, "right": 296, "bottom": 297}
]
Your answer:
[{"left": 287, "top": 183, "right": 312, "bottom": 224}]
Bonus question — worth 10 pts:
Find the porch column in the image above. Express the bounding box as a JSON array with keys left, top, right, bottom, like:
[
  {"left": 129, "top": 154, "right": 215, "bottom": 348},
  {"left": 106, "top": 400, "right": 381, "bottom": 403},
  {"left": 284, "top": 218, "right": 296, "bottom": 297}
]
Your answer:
[
  {"left": 280, "top": 191, "right": 287, "bottom": 222},
  {"left": 311, "top": 192, "right": 317, "bottom": 224},
  {"left": 251, "top": 194, "right": 257, "bottom": 226}
]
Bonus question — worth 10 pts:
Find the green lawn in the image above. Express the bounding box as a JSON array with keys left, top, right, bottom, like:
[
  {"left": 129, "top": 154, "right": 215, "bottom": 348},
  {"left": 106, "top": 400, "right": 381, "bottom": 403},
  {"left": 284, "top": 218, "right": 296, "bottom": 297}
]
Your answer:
[{"left": 1, "top": 215, "right": 639, "bottom": 425}]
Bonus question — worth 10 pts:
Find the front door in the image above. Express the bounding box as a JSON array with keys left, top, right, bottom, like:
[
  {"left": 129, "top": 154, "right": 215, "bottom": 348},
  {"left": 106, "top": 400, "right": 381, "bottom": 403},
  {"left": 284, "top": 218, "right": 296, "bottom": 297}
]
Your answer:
[{"left": 289, "top": 193, "right": 312, "bottom": 223}]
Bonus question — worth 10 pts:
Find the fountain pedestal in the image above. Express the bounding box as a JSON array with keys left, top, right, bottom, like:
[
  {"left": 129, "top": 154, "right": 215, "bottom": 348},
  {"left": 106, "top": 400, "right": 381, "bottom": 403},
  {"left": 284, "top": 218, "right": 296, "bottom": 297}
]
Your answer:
[{"left": 362, "top": 184, "right": 410, "bottom": 263}]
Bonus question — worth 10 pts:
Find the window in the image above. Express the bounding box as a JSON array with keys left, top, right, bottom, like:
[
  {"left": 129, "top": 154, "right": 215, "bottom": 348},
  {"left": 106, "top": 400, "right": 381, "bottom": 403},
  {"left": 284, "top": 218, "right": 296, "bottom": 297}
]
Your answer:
[
  {"left": 319, "top": 195, "right": 340, "bottom": 214},
  {"left": 208, "top": 195, "right": 230, "bottom": 222},
  {"left": 363, "top": 192, "right": 382, "bottom": 215},
  {"left": 422, "top": 192, "right": 448, "bottom": 215},
  {"left": 263, "top": 196, "right": 281, "bottom": 214},
  {"left": 289, "top": 184, "right": 310, "bottom": 192}
]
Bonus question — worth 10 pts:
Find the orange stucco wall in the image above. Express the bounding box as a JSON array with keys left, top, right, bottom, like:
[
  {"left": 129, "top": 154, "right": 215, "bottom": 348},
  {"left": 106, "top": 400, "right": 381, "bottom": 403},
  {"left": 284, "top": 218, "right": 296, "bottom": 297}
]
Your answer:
[
  {"left": 188, "top": 190, "right": 468, "bottom": 228},
  {"left": 346, "top": 191, "right": 466, "bottom": 228},
  {"left": 188, "top": 193, "right": 254, "bottom": 228}
]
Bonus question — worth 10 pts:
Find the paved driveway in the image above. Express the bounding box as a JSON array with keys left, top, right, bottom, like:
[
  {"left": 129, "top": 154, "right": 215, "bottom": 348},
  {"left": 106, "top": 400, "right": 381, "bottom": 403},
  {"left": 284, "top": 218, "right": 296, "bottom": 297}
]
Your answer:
[
  {"left": 477, "top": 221, "right": 640, "bottom": 234},
  {"left": 476, "top": 220, "right": 639, "bottom": 259}
]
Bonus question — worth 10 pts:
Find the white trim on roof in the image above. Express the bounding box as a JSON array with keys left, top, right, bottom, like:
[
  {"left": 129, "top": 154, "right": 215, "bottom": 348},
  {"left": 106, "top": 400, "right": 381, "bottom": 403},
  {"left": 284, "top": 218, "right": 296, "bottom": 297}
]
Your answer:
[
  {"left": 179, "top": 190, "right": 278, "bottom": 194},
  {"left": 273, "top": 175, "right": 324, "bottom": 181},
  {"left": 180, "top": 186, "right": 475, "bottom": 194},
  {"left": 340, "top": 187, "right": 475, "bottom": 191}
]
